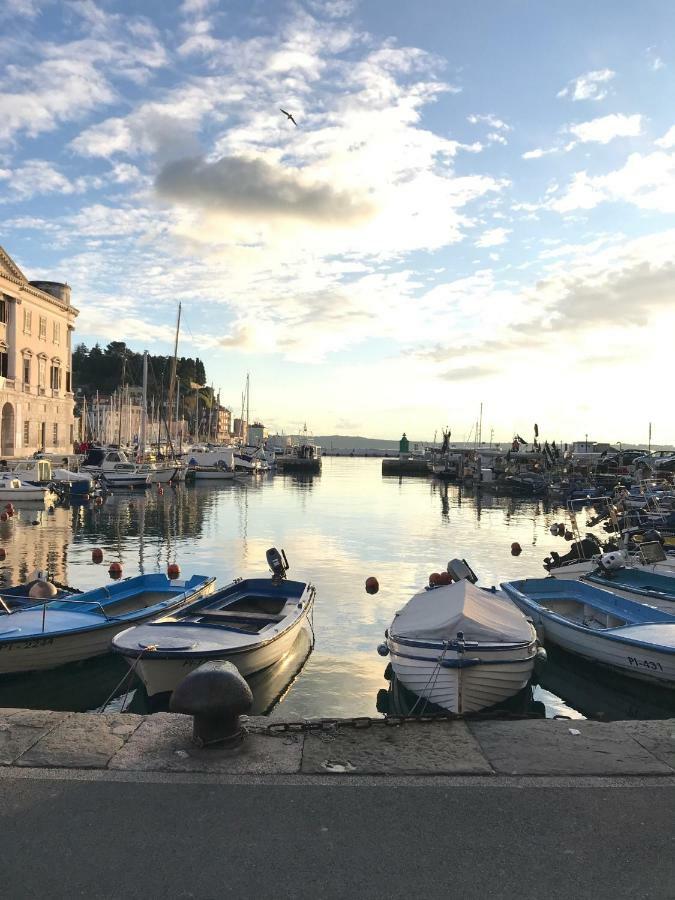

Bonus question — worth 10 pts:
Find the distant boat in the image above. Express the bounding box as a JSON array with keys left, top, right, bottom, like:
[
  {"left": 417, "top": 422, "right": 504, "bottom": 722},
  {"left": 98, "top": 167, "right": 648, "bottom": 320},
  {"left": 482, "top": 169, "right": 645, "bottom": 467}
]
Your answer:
[
  {"left": 81, "top": 449, "right": 150, "bottom": 489},
  {"left": 0, "top": 573, "right": 214, "bottom": 674},
  {"left": 0, "top": 473, "right": 54, "bottom": 503},
  {"left": 381, "top": 576, "right": 538, "bottom": 714},
  {"left": 502, "top": 577, "right": 675, "bottom": 686}
]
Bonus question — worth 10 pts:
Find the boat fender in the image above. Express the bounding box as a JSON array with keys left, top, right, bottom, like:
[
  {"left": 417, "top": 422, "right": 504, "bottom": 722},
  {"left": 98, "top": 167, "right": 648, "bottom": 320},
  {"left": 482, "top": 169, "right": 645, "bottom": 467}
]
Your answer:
[
  {"left": 428, "top": 572, "right": 442, "bottom": 587},
  {"left": 377, "top": 643, "right": 389, "bottom": 657},
  {"left": 536, "top": 646, "right": 547, "bottom": 664}
]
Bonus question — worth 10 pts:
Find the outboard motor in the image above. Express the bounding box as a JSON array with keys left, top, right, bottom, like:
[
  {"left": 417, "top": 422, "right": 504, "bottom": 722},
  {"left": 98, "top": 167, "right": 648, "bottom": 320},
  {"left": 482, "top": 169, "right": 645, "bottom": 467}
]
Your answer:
[
  {"left": 446, "top": 558, "right": 478, "bottom": 584},
  {"left": 597, "top": 551, "right": 626, "bottom": 574},
  {"left": 266, "top": 547, "right": 289, "bottom": 584}
]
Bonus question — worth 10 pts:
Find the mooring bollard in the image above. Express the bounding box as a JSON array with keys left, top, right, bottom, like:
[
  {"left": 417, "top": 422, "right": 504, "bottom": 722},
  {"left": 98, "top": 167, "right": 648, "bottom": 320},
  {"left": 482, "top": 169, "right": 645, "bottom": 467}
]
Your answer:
[{"left": 170, "top": 661, "right": 253, "bottom": 749}]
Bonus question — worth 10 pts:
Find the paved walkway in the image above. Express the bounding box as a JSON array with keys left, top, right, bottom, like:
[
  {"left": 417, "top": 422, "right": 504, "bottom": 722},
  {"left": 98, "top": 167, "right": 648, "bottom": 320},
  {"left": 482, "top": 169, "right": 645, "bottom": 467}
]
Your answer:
[{"left": 1, "top": 708, "right": 674, "bottom": 777}]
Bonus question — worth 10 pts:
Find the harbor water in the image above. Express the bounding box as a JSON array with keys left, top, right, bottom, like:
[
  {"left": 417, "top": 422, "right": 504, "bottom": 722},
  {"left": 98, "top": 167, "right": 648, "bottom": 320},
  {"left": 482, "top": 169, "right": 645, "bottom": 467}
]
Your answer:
[{"left": 1, "top": 457, "right": 674, "bottom": 721}]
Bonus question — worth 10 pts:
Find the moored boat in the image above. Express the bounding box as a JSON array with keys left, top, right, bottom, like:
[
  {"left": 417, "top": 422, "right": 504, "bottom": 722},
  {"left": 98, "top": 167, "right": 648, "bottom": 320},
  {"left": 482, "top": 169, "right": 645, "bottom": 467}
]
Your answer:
[
  {"left": 382, "top": 575, "right": 538, "bottom": 714},
  {"left": 112, "top": 549, "right": 315, "bottom": 700},
  {"left": 502, "top": 577, "right": 675, "bottom": 686},
  {"left": 0, "top": 473, "right": 54, "bottom": 502},
  {"left": 0, "top": 573, "right": 214, "bottom": 674}
]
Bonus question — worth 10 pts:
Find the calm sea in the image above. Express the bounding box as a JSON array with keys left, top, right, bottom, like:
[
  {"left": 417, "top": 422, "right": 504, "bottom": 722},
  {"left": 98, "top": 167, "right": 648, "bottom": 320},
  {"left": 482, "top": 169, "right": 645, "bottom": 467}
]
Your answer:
[{"left": 1, "top": 457, "right": 673, "bottom": 721}]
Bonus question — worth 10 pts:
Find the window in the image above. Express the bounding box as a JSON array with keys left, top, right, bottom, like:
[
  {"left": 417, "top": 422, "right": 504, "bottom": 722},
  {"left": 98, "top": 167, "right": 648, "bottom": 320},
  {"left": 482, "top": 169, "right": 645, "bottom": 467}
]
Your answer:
[
  {"left": 53, "top": 423, "right": 58, "bottom": 445},
  {"left": 69, "top": 424, "right": 74, "bottom": 445},
  {"left": 50, "top": 364, "right": 61, "bottom": 391},
  {"left": 0, "top": 346, "right": 7, "bottom": 378},
  {"left": 38, "top": 357, "right": 46, "bottom": 389},
  {"left": 39, "top": 316, "right": 47, "bottom": 340},
  {"left": 0, "top": 297, "right": 7, "bottom": 325},
  {"left": 53, "top": 321, "right": 60, "bottom": 345},
  {"left": 23, "top": 357, "right": 30, "bottom": 385},
  {"left": 23, "top": 309, "right": 32, "bottom": 334},
  {"left": 65, "top": 370, "right": 71, "bottom": 392},
  {"left": 23, "top": 421, "right": 29, "bottom": 445}
]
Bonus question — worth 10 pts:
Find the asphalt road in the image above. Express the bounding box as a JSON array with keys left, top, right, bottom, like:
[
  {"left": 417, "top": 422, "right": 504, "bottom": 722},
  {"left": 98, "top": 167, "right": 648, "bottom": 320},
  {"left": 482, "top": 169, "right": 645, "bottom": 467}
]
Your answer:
[{"left": 2, "top": 777, "right": 674, "bottom": 898}]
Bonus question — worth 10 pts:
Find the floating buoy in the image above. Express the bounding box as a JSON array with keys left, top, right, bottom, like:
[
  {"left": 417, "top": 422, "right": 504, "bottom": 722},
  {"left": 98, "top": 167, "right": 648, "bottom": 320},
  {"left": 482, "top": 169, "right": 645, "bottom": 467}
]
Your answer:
[
  {"left": 109, "top": 561, "right": 123, "bottom": 579},
  {"left": 564, "top": 530, "right": 574, "bottom": 541},
  {"left": 5, "top": 507, "right": 13, "bottom": 518},
  {"left": 438, "top": 571, "right": 452, "bottom": 585},
  {"left": 365, "top": 576, "right": 379, "bottom": 595},
  {"left": 158, "top": 486, "right": 164, "bottom": 496},
  {"left": 92, "top": 548, "right": 103, "bottom": 564},
  {"left": 0, "top": 513, "right": 8, "bottom": 523},
  {"left": 167, "top": 562, "right": 181, "bottom": 579},
  {"left": 95, "top": 496, "right": 103, "bottom": 506},
  {"left": 429, "top": 572, "right": 442, "bottom": 586},
  {"left": 4, "top": 503, "right": 12, "bottom": 512},
  {"left": 0, "top": 548, "right": 6, "bottom": 561},
  {"left": 511, "top": 542, "right": 522, "bottom": 556},
  {"left": 549, "top": 525, "right": 558, "bottom": 536}
]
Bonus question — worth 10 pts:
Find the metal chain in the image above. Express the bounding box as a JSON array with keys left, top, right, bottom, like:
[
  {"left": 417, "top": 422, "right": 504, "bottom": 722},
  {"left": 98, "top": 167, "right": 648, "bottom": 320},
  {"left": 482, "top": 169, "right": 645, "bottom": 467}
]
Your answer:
[{"left": 247, "top": 708, "right": 550, "bottom": 736}]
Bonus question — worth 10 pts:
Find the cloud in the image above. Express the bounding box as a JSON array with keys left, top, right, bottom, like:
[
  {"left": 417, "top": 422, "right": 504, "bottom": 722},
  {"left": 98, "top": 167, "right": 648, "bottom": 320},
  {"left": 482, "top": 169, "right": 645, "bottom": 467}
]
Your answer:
[
  {"left": 155, "top": 154, "right": 375, "bottom": 224},
  {"left": 557, "top": 68, "right": 615, "bottom": 101},
  {"left": 0, "top": 159, "right": 77, "bottom": 200},
  {"left": 568, "top": 113, "right": 642, "bottom": 144},
  {"left": 646, "top": 47, "right": 664, "bottom": 71},
  {"left": 656, "top": 125, "right": 675, "bottom": 149},
  {"left": 522, "top": 147, "right": 557, "bottom": 160},
  {"left": 441, "top": 364, "right": 498, "bottom": 381},
  {"left": 467, "top": 114, "right": 511, "bottom": 131},
  {"left": 550, "top": 151, "right": 675, "bottom": 213},
  {"left": 476, "top": 227, "right": 510, "bottom": 247}
]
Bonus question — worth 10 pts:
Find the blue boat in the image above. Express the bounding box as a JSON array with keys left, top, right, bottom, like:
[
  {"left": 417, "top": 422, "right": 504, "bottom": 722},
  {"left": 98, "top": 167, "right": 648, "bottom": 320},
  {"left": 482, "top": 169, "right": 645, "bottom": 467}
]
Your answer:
[
  {"left": 0, "top": 581, "right": 73, "bottom": 613},
  {"left": 581, "top": 565, "right": 675, "bottom": 610},
  {"left": 0, "top": 573, "right": 215, "bottom": 675},
  {"left": 501, "top": 578, "right": 675, "bottom": 685}
]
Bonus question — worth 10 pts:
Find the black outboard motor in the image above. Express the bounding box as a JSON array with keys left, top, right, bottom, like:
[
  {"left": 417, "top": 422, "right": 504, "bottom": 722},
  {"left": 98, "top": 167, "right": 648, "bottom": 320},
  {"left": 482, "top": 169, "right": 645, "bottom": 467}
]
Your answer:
[{"left": 266, "top": 547, "right": 289, "bottom": 584}]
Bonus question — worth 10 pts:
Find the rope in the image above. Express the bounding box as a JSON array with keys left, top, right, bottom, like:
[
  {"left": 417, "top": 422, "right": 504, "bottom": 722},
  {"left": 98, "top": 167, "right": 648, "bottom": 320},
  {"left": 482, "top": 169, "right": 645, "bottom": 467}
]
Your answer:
[{"left": 97, "top": 647, "right": 146, "bottom": 714}]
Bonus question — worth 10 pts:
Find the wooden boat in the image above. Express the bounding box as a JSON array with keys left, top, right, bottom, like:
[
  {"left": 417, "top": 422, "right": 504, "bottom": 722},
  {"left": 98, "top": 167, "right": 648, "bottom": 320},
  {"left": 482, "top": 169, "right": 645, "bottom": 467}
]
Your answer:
[
  {"left": 112, "top": 549, "right": 315, "bottom": 700},
  {"left": 382, "top": 577, "right": 538, "bottom": 714},
  {"left": 501, "top": 577, "right": 675, "bottom": 686},
  {"left": 0, "top": 573, "right": 214, "bottom": 674}
]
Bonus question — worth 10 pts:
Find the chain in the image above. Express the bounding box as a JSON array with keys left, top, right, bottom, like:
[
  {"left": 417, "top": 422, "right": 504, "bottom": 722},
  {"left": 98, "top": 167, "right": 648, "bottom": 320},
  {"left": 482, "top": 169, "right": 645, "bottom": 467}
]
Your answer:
[{"left": 247, "top": 708, "right": 550, "bottom": 736}]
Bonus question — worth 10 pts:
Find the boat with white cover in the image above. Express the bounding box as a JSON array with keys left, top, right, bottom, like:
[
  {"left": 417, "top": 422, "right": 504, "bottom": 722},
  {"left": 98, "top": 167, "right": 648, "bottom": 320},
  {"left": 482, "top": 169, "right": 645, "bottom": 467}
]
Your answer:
[
  {"left": 112, "top": 549, "right": 315, "bottom": 699},
  {"left": 502, "top": 577, "right": 675, "bottom": 686},
  {"left": 81, "top": 449, "right": 150, "bottom": 489},
  {"left": 0, "top": 573, "right": 214, "bottom": 674},
  {"left": 382, "top": 572, "right": 538, "bottom": 714}
]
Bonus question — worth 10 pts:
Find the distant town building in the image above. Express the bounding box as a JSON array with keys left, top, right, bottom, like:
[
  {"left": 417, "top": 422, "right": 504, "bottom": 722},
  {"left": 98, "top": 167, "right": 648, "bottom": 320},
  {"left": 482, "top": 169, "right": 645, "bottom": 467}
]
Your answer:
[
  {"left": 247, "top": 421, "right": 268, "bottom": 446},
  {"left": 0, "top": 246, "right": 78, "bottom": 456},
  {"left": 216, "top": 406, "right": 232, "bottom": 442},
  {"left": 233, "top": 417, "right": 245, "bottom": 441}
]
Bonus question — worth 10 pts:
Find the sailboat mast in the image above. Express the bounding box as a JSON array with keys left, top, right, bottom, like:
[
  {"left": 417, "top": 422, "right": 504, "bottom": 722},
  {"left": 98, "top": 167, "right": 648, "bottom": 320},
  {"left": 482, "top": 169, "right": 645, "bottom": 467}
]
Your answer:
[
  {"left": 245, "top": 372, "right": 250, "bottom": 445},
  {"left": 167, "top": 302, "right": 181, "bottom": 448},
  {"left": 117, "top": 351, "right": 126, "bottom": 448},
  {"left": 140, "top": 351, "right": 148, "bottom": 458}
]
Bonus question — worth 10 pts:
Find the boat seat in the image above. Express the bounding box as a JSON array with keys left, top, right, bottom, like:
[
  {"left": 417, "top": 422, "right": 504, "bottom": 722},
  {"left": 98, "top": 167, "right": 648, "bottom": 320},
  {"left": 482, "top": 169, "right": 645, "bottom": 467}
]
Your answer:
[{"left": 198, "top": 609, "right": 286, "bottom": 623}]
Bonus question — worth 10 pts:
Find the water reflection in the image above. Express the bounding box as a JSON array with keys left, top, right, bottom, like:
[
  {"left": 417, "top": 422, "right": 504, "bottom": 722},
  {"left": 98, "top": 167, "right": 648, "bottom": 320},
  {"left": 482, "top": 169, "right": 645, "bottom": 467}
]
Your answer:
[{"left": 0, "top": 458, "right": 667, "bottom": 720}]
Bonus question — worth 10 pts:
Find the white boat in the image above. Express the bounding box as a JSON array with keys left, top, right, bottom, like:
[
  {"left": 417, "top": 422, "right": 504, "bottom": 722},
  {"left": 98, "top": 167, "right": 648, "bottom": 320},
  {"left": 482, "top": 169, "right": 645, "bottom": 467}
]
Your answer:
[
  {"left": 112, "top": 549, "right": 315, "bottom": 699},
  {"left": 382, "top": 575, "right": 538, "bottom": 714},
  {"left": 81, "top": 449, "right": 150, "bottom": 489},
  {"left": 502, "top": 577, "right": 675, "bottom": 686},
  {"left": 192, "top": 467, "right": 237, "bottom": 481},
  {"left": 0, "top": 474, "right": 53, "bottom": 502},
  {"left": 138, "top": 463, "right": 182, "bottom": 484}
]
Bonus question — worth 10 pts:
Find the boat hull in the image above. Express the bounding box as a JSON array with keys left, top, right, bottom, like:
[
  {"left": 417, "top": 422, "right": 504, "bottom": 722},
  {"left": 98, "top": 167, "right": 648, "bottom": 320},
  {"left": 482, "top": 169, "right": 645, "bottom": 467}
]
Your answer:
[
  {"left": 386, "top": 636, "right": 536, "bottom": 714},
  {"left": 130, "top": 607, "right": 310, "bottom": 697}
]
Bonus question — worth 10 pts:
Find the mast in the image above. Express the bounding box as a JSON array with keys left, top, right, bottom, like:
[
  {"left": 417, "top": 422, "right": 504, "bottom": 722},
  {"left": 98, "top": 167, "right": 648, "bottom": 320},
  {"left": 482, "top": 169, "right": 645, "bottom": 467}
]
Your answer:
[
  {"left": 167, "top": 303, "right": 181, "bottom": 451},
  {"left": 245, "top": 372, "right": 250, "bottom": 445},
  {"left": 140, "top": 351, "right": 148, "bottom": 458},
  {"left": 117, "top": 351, "right": 126, "bottom": 448},
  {"left": 478, "top": 402, "right": 483, "bottom": 446}
]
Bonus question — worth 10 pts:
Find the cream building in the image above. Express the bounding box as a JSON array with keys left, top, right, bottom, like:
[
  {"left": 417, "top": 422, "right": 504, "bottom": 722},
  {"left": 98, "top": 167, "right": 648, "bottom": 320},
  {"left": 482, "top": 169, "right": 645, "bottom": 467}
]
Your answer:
[{"left": 0, "top": 246, "right": 78, "bottom": 457}]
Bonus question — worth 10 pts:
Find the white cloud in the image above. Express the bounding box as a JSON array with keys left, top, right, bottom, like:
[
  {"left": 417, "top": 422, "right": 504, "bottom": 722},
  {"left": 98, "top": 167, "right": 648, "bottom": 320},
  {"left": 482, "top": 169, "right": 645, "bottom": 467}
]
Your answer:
[
  {"left": 467, "top": 114, "right": 511, "bottom": 131},
  {"left": 646, "top": 47, "right": 664, "bottom": 71},
  {"left": 557, "top": 68, "right": 615, "bottom": 101},
  {"left": 476, "top": 227, "right": 511, "bottom": 247},
  {"left": 656, "top": 125, "right": 675, "bottom": 149},
  {"left": 551, "top": 151, "right": 675, "bottom": 213},
  {"left": 568, "top": 113, "right": 642, "bottom": 144},
  {"left": 522, "top": 147, "right": 557, "bottom": 159}
]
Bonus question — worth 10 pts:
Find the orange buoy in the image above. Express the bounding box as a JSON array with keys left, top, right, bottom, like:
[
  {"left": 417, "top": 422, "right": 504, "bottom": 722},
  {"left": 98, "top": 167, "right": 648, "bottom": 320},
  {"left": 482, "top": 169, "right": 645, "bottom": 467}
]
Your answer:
[
  {"left": 511, "top": 542, "right": 522, "bottom": 557},
  {"left": 0, "top": 548, "right": 6, "bottom": 561},
  {"left": 158, "top": 486, "right": 164, "bottom": 496},
  {"left": 167, "top": 563, "right": 181, "bottom": 579},
  {"left": 6, "top": 507, "right": 13, "bottom": 517},
  {"left": 92, "top": 548, "right": 103, "bottom": 564},
  {"left": 429, "top": 572, "right": 442, "bottom": 586},
  {"left": 109, "top": 561, "right": 123, "bottom": 579},
  {"left": 365, "top": 576, "right": 379, "bottom": 595},
  {"left": 438, "top": 571, "right": 452, "bottom": 585},
  {"left": 0, "top": 513, "right": 7, "bottom": 523},
  {"left": 4, "top": 503, "right": 12, "bottom": 512}
]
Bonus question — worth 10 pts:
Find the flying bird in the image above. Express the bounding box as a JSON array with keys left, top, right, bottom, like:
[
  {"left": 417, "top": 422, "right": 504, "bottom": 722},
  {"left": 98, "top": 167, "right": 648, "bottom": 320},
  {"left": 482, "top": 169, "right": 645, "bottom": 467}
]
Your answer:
[{"left": 280, "top": 108, "right": 297, "bottom": 126}]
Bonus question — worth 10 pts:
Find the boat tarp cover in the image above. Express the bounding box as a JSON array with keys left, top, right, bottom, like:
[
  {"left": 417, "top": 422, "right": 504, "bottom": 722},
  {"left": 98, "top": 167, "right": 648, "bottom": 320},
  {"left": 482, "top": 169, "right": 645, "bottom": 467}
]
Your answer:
[{"left": 391, "top": 580, "right": 532, "bottom": 643}]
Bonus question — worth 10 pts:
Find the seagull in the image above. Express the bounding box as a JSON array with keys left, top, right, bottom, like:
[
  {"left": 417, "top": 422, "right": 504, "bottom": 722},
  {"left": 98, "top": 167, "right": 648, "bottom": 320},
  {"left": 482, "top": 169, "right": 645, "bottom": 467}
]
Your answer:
[{"left": 280, "top": 108, "right": 298, "bottom": 126}]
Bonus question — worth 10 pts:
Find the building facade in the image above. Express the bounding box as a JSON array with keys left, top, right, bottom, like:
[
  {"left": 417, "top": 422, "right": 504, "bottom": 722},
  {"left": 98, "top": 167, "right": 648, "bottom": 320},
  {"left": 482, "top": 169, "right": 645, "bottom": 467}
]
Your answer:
[
  {"left": 216, "top": 406, "right": 232, "bottom": 442},
  {"left": 0, "top": 246, "right": 78, "bottom": 457},
  {"left": 247, "top": 422, "right": 268, "bottom": 446}
]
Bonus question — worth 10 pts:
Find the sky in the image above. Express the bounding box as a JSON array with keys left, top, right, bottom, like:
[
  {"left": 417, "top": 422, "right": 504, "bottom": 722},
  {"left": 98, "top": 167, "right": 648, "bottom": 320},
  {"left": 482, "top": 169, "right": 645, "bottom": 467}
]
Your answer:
[{"left": 0, "top": 0, "right": 674, "bottom": 444}]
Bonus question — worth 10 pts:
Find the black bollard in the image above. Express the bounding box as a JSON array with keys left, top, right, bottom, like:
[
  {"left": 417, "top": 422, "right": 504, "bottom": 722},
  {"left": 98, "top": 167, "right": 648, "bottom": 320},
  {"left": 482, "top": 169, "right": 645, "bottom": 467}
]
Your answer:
[{"left": 170, "top": 661, "right": 253, "bottom": 749}]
